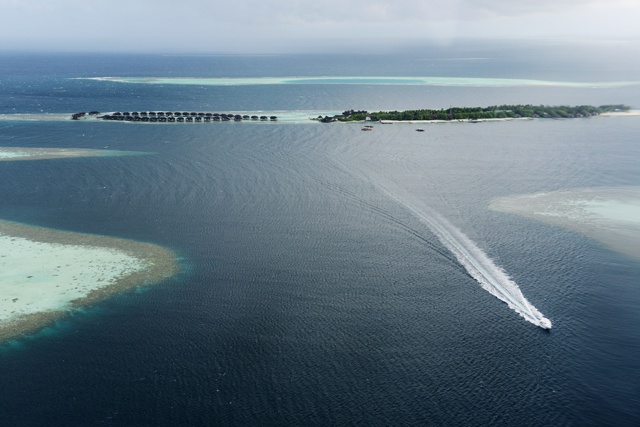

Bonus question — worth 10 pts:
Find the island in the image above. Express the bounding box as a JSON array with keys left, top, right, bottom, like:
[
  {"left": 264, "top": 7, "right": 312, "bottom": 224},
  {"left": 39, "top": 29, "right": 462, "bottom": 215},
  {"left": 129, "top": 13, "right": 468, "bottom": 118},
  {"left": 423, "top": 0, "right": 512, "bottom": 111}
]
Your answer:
[
  {"left": 58, "top": 104, "right": 636, "bottom": 125},
  {"left": 316, "top": 104, "right": 632, "bottom": 122}
]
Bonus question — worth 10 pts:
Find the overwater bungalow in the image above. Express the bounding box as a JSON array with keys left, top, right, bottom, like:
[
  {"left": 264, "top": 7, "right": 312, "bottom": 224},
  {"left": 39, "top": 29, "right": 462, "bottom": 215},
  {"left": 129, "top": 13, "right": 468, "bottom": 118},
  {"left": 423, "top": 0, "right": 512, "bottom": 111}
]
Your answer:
[{"left": 77, "top": 108, "right": 287, "bottom": 125}]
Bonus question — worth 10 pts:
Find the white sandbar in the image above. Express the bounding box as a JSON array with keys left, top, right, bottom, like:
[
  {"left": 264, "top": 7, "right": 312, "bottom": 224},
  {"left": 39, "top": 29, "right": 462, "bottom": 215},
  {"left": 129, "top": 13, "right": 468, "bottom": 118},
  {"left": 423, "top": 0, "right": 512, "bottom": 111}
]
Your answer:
[
  {"left": 82, "top": 76, "right": 640, "bottom": 88},
  {"left": 490, "top": 187, "right": 640, "bottom": 260},
  {"left": 599, "top": 110, "right": 640, "bottom": 117},
  {"left": 0, "top": 147, "right": 145, "bottom": 161},
  {"left": 0, "top": 220, "right": 178, "bottom": 341}
]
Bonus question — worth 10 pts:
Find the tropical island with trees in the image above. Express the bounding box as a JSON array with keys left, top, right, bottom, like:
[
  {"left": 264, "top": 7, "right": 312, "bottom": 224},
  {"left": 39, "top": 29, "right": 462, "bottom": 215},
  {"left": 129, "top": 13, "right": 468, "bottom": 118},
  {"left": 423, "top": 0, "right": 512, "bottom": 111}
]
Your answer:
[{"left": 317, "top": 104, "right": 631, "bottom": 122}]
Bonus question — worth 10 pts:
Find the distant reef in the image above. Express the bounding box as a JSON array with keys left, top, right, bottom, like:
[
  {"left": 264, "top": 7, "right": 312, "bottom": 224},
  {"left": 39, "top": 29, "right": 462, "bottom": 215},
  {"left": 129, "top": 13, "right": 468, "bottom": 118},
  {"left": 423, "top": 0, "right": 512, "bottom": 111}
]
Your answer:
[{"left": 316, "top": 104, "right": 631, "bottom": 122}]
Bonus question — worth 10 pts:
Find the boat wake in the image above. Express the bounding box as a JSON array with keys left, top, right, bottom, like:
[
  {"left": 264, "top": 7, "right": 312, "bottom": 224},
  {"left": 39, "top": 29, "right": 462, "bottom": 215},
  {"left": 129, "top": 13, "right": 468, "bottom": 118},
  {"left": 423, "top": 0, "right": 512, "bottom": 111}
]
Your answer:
[{"left": 360, "top": 174, "right": 552, "bottom": 329}]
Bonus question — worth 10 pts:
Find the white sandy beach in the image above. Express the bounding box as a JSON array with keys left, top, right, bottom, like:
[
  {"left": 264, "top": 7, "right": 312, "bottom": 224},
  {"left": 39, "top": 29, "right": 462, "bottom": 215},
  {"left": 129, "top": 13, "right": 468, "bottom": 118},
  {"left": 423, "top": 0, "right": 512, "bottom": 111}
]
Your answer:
[
  {"left": 0, "top": 147, "right": 141, "bottom": 161},
  {"left": 600, "top": 109, "right": 640, "bottom": 117},
  {"left": 376, "top": 118, "right": 524, "bottom": 124},
  {"left": 490, "top": 187, "right": 640, "bottom": 260},
  {"left": 0, "top": 220, "right": 178, "bottom": 341}
]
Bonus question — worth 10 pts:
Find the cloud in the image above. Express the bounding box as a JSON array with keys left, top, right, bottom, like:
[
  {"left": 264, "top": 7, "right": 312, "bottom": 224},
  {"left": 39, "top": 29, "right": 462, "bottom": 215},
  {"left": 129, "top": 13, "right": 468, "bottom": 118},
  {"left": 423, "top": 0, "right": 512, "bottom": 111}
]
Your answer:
[
  {"left": 0, "top": 0, "right": 638, "bottom": 52},
  {"left": 171, "top": 0, "right": 633, "bottom": 24},
  {"left": 0, "top": 0, "right": 629, "bottom": 24}
]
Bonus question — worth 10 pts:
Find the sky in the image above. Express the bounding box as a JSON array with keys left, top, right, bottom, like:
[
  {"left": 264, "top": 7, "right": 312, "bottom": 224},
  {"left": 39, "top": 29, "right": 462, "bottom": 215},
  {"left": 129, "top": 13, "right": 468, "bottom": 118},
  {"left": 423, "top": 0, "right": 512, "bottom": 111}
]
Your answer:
[{"left": 0, "top": 0, "right": 639, "bottom": 53}]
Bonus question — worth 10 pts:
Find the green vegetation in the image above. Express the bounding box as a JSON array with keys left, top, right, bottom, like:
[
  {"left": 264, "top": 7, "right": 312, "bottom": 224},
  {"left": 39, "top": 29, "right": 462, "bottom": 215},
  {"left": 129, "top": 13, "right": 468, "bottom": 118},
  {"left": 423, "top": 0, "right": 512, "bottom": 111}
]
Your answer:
[{"left": 326, "top": 104, "right": 630, "bottom": 122}]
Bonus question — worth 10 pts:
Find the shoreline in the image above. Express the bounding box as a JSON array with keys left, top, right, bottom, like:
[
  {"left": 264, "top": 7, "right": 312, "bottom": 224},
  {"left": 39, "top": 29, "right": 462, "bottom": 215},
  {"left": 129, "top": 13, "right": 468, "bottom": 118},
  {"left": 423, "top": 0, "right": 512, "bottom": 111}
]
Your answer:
[
  {"left": 376, "top": 117, "right": 533, "bottom": 124},
  {"left": 1, "top": 109, "right": 637, "bottom": 126},
  {"left": 0, "top": 219, "right": 179, "bottom": 342}
]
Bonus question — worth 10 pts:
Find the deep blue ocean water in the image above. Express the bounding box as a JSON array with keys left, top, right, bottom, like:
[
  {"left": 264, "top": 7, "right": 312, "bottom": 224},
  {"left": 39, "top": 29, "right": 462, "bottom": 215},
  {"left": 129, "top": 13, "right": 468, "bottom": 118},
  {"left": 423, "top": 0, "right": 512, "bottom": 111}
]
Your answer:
[{"left": 1, "top": 42, "right": 640, "bottom": 426}]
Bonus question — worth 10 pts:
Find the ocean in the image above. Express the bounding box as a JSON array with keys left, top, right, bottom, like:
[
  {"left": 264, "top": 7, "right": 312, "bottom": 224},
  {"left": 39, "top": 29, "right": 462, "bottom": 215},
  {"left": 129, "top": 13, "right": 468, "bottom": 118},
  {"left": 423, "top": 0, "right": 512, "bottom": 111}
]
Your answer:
[{"left": 1, "top": 41, "right": 639, "bottom": 425}]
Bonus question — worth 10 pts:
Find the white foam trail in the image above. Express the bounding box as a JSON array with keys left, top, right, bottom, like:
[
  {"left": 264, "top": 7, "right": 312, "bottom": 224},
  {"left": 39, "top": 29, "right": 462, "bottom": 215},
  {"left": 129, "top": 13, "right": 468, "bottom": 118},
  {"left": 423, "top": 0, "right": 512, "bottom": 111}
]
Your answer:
[{"left": 376, "top": 182, "right": 552, "bottom": 329}]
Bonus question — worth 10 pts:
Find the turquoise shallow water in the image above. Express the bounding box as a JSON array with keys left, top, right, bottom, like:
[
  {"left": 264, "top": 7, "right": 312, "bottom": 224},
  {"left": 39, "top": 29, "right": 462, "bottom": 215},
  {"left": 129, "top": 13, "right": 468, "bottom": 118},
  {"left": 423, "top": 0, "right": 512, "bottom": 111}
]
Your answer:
[
  {"left": 580, "top": 199, "right": 640, "bottom": 223},
  {"left": 1, "top": 48, "right": 640, "bottom": 426},
  {"left": 86, "top": 75, "right": 640, "bottom": 87},
  {"left": 490, "top": 187, "right": 640, "bottom": 261}
]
